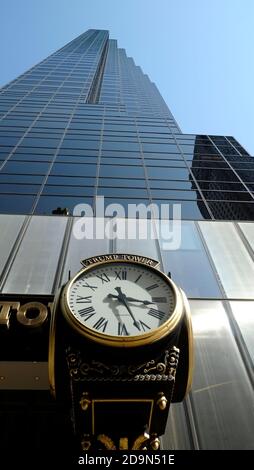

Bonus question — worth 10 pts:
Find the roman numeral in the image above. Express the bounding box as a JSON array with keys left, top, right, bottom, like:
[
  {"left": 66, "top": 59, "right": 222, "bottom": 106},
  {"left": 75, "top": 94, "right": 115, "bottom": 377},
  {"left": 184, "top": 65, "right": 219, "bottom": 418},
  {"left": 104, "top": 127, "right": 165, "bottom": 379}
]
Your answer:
[
  {"left": 78, "top": 306, "right": 95, "bottom": 320},
  {"left": 134, "top": 274, "right": 142, "bottom": 283},
  {"left": 118, "top": 322, "right": 129, "bottom": 336},
  {"left": 114, "top": 270, "right": 127, "bottom": 280},
  {"left": 93, "top": 317, "right": 108, "bottom": 332},
  {"left": 96, "top": 273, "right": 110, "bottom": 284},
  {"left": 76, "top": 295, "right": 92, "bottom": 303},
  {"left": 152, "top": 297, "right": 167, "bottom": 303},
  {"left": 147, "top": 308, "right": 165, "bottom": 320},
  {"left": 139, "top": 320, "right": 151, "bottom": 331},
  {"left": 146, "top": 283, "right": 159, "bottom": 291},
  {"left": 82, "top": 282, "right": 97, "bottom": 291}
]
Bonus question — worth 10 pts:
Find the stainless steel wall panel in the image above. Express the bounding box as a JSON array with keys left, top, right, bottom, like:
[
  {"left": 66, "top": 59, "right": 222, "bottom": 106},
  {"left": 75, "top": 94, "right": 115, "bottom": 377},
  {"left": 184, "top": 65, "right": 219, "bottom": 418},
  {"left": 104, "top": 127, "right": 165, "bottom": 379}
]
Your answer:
[
  {"left": 230, "top": 301, "right": 254, "bottom": 365},
  {"left": 238, "top": 222, "right": 254, "bottom": 252},
  {"left": 159, "top": 220, "right": 221, "bottom": 298},
  {"left": 199, "top": 221, "right": 254, "bottom": 299},
  {"left": 0, "top": 214, "right": 26, "bottom": 279},
  {"left": 60, "top": 217, "right": 110, "bottom": 285},
  {"left": 190, "top": 300, "right": 254, "bottom": 449},
  {"left": 2, "top": 216, "right": 67, "bottom": 294},
  {"left": 163, "top": 402, "right": 193, "bottom": 450},
  {"left": 115, "top": 218, "right": 160, "bottom": 260}
]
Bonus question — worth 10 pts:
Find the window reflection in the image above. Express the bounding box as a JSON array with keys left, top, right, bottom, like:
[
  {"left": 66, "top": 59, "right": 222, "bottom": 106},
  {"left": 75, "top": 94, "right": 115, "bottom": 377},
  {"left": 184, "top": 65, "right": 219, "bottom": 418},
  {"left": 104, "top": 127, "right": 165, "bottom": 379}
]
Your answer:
[
  {"left": 189, "top": 135, "right": 254, "bottom": 220},
  {"left": 0, "top": 194, "right": 35, "bottom": 214},
  {"left": 34, "top": 195, "right": 93, "bottom": 215},
  {"left": 152, "top": 200, "right": 211, "bottom": 220}
]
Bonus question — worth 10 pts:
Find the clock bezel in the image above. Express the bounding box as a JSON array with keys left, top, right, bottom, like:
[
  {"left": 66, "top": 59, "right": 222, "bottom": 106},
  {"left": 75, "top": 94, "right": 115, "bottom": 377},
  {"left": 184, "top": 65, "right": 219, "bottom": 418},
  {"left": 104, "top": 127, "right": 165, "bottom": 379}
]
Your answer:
[{"left": 60, "top": 257, "right": 184, "bottom": 348}]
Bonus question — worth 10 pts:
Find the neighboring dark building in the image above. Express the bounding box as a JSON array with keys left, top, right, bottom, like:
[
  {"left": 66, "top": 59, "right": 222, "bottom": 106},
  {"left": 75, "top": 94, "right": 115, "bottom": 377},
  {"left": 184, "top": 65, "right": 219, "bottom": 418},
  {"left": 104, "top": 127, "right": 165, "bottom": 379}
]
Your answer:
[{"left": 0, "top": 29, "right": 254, "bottom": 456}]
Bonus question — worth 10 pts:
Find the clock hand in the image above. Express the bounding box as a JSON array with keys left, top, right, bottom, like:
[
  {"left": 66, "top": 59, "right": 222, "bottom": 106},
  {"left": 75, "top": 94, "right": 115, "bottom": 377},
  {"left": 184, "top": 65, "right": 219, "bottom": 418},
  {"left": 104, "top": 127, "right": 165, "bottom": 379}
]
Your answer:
[
  {"left": 107, "top": 293, "right": 154, "bottom": 305},
  {"left": 115, "top": 287, "right": 141, "bottom": 331},
  {"left": 124, "top": 297, "right": 155, "bottom": 305},
  {"left": 107, "top": 293, "right": 120, "bottom": 300}
]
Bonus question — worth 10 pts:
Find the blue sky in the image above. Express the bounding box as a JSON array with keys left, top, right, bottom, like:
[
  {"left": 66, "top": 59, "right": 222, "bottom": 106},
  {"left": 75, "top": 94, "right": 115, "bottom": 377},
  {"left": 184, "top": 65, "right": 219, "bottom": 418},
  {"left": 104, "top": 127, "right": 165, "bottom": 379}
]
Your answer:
[{"left": 1, "top": 0, "right": 254, "bottom": 154}]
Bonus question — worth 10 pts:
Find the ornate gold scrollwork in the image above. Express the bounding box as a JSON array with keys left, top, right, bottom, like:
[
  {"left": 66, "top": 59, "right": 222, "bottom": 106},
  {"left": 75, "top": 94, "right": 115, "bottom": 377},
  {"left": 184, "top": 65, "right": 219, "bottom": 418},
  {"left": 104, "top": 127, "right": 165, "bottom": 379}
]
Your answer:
[
  {"left": 81, "top": 432, "right": 160, "bottom": 451},
  {"left": 156, "top": 392, "right": 168, "bottom": 410},
  {"left": 119, "top": 437, "right": 128, "bottom": 450},
  {"left": 66, "top": 346, "right": 180, "bottom": 382},
  {"left": 79, "top": 392, "right": 91, "bottom": 411},
  {"left": 132, "top": 430, "right": 150, "bottom": 450},
  {"left": 81, "top": 434, "right": 92, "bottom": 451},
  {"left": 97, "top": 434, "right": 116, "bottom": 450},
  {"left": 150, "top": 434, "right": 160, "bottom": 450}
]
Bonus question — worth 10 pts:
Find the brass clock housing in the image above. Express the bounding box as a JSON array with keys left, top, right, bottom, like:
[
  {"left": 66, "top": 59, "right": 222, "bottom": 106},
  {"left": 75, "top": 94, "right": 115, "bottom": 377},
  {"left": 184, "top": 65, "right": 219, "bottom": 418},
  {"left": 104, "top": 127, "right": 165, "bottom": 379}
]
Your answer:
[
  {"left": 60, "top": 257, "right": 184, "bottom": 348},
  {"left": 49, "top": 254, "right": 194, "bottom": 403}
]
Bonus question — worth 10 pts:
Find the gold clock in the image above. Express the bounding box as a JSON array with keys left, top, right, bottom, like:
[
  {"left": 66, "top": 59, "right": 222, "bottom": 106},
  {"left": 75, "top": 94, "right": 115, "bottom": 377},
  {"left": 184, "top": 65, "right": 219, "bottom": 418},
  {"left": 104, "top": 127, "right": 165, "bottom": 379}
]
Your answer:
[
  {"left": 49, "top": 254, "right": 194, "bottom": 451},
  {"left": 61, "top": 258, "right": 185, "bottom": 348}
]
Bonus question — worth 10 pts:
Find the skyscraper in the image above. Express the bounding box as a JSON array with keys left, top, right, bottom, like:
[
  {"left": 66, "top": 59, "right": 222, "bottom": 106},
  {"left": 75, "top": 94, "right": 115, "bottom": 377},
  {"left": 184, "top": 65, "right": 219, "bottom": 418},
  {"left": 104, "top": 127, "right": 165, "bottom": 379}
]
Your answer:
[
  {"left": 0, "top": 30, "right": 254, "bottom": 454},
  {"left": 0, "top": 29, "right": 254, "bottom": 219}
]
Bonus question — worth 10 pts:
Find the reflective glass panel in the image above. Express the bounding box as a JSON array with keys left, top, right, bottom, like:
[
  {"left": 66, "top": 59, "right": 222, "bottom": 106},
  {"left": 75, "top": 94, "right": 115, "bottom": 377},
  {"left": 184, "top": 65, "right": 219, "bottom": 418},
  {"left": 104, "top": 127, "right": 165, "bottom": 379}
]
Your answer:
[
  {"left": 50, "top": 163, "right": 97, "bottom": 177},
  {"left": 0, "top": 194, "right": 35, "bottom": 214},
  {"left": 34, "top": 195, "right": 93, "bottom": 215},
  {"left": 3, "top": 161, "right": 50, "bottom": 174},
  {"left": 152, "top": 200, "right": 211, "bottom": 220},
  {"left": 99, "top": 166, "right": 145, "bottom": 178}
]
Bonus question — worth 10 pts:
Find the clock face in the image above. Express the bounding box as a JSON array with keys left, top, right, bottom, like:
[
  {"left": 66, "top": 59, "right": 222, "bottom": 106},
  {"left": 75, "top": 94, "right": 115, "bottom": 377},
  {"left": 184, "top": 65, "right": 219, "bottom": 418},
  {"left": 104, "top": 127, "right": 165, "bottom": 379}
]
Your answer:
[{"left": 62, "top": 261, "right": 180, "bottom": 346}]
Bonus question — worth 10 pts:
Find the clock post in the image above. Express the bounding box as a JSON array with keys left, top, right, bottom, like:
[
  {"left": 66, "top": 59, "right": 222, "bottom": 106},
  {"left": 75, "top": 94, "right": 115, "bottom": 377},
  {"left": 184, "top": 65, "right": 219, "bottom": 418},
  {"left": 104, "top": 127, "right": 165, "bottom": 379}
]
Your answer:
[{"left": 49, "top": 254, "right": 193, "bottom": 451}]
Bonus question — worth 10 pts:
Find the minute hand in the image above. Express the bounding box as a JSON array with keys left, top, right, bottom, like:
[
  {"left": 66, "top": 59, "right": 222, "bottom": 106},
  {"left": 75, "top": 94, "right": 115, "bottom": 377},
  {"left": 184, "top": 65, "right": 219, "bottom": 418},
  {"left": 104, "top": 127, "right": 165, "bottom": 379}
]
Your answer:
[
  {"left": 124, "top": 297, "right": 155, "bottom": 305},
  {"left": 115, "top": 287, "right": 141, "bottom": 331}
]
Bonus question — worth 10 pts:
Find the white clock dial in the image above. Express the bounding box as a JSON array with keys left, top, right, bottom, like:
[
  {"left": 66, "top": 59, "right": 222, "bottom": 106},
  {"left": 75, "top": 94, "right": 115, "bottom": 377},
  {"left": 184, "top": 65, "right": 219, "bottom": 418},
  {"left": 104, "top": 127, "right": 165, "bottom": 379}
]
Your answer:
[{"left": 65, "top": 262, "right": 176, "bottom": 338}]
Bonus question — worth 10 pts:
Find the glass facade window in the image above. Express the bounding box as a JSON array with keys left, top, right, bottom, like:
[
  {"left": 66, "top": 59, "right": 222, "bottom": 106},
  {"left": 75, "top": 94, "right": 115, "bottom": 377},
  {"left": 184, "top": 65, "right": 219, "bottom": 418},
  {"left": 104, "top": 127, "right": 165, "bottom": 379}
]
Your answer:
[
  {"left": 34, "top": 195, "right": 93, "bottom": 215},
  {"left": 0, "top": 194, "right": 36, "bottom": 214},
  {"left": 50, "top": 163, "right": 97, "bottom": 177},
  {"left": 153, "top": 200, "right": 211, "bottom": 220},
  {"left": 2, "top": 162, "right": 50, "bottom": 174}
]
